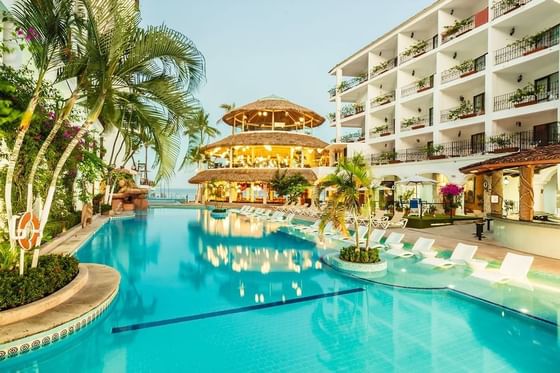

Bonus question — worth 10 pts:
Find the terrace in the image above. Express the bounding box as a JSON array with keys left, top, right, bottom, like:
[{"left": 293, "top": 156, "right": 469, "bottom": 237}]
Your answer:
[
  {"left": 494, "top": 24, "right": 560, "bottom": 65},
  {"left": 399, "top": 36, "right": 438, "bottom": 64},
  {"left": 441, "top": 55, "right": 486, "bottom": 84},
  {"left": 369, "top": 57, "right": 398, "bottom": 79},
  {"left": 492, "top": 0, "right": 533, "bottom": 20},
  {"left": 493, "top": 76, "right": 559, "bottom": 111},
  {"left": 401, "top": 75, "right": 435, "bottom": 98},
  {"left": 441, "top": 7, "right": 488, "bottom": 44}
]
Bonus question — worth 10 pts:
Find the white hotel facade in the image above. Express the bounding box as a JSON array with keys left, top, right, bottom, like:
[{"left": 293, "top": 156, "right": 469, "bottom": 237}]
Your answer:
[{"left": 328, "top": 0, "right": 559, "bottom": 214}]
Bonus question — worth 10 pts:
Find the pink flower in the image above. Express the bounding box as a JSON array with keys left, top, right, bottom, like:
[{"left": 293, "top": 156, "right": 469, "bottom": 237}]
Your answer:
[
  {"left": 16, "top": 29, "right": 25, "bottom": 38},
  {"left": 25, "top": 27, "right": 39, "bottom": 42},
  {"left": 48, "top": 111, "right": 56, "bottom": 120},
  {"left": 440, "top": 183, "right": 464, "bottom": 197}
]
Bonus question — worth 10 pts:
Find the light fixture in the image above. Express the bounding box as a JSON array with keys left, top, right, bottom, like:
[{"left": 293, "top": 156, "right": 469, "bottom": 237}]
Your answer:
[
  {"left": 263, "top": 111, "right": 268, "bottom": 117},
  {"left": 450, "top": 9, "right": 454, "bottom": 15},
  {"left": 458, "top": 130, "right": 462, "bottom": 138},
  {"left": 510, "top": 27, "right": 515, "bottom": 36},
  {"left": 504, "top": 176, "right": 510, "bottom": 185},
  {"left": 516, "top": 121, "right": 522, "bottom": 127},
  {"left": 459, "top": 95, "right": 465, "bottom": 102},
  {"left": 416, "top": 138, "right": 420, "bottom": 143},
  {"left": 264, "top": 145, "right": 272, "bottom": 151},
  {"left": 412, "top": 69, "right": 416, "bottom": 76},
  {"left": 453, "top": 51, "right": 457, "bottom": 59},
  {"left": 417, "top": 107, "right": 422, "bottom": 113},
  {"left": 517, "top": 74, "right": 523, "bottom": 83},
  {"left": 299, "top": 117, "right": 304, "bottom": 122},
  {"left": 411, "top": 32, "right": 414, "bottom": 38}
]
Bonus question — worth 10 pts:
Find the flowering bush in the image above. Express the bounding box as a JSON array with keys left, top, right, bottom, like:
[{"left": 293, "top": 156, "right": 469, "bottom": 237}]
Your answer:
[{"left": 440, "top": 183, "right": 464, "bottom": 197}]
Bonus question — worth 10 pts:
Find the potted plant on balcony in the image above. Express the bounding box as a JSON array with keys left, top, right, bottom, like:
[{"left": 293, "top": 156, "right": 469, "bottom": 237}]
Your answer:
[
  {"left": 327, "top": 112, "right": 336, "bottom": 122},
  {"left": 370, "top": 60, "right": 390, "bottom": 77},
  {"left": 442, "top": 17, "right": 473, "bottom": 40},
  {"left": 501, "top": 0, "right": 522, "bottom": 15},
  {"left": 353, "top": 102, "right": 365, "bottom": 114},
  {"left": 509, "top": 83, "right": 539, "bottom": 108},
  {"left": 423, "top": 144, "right": 446, "bottom": 160},
  {"left": 440, "top": 183, "right": 464, "bottom": 217},
  {"left": 373, "top": 93, "right": 393, "bottom": 106},
  {"left": 372, "top": 124, "right": 391, "bottom": 137},
  {"left": 402, "top": 39, "right": 429, "bottom": 59},
  {"left": 489, "top": 134, "right": 518, "bottom": 153},
  {"left": 402, "top": 116, "right": 424, "bottom": 130},
  {"left": 448, "top": 100, "right": 475, "bottom": 120},
  {"left": 381, "top": 150, "right": 399, "bottom": 164},
  {"left": 337, "top": 80, "right": 350, "bottom": 93},
  {"left": 519, "top": 30, "right": 549, "bottom": 56},
  {"left": 416, "top": 77, "right": 432, "bottom": 92},
  {"left": 453, "top": 59, "right": 476, "bottom": 77}
]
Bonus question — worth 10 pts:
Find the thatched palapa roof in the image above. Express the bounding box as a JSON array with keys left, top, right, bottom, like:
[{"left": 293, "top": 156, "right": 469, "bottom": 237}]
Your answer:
[
  {"left": 203, "top": 131, "right": 328, "bottom": 152},
  {"left": 460, "top": 145, "right": 560, "bottom": 174},
  {"left": 222, "top": 95, "right": 325, "bottom": 129},
  {"left": 189, "top": 168, "right": 318, "bottom": 184}
]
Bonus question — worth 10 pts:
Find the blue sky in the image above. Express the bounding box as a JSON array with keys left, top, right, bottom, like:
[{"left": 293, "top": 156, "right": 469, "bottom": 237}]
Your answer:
[{"left": 140, "top": 0, "right": 433, "bottom": 188}]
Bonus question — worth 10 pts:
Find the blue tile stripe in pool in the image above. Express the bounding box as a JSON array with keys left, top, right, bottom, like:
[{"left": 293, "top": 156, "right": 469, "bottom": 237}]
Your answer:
[{"left": 111, "top": 287, "right": 365, "bottom": 334}]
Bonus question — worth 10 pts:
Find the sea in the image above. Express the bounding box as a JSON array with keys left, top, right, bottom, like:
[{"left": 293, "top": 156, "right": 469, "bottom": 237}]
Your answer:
[{"left": 148, "top": 187, "right": 198, "bottom": 201}]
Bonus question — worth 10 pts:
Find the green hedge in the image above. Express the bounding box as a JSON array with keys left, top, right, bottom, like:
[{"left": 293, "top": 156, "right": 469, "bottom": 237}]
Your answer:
[
  {"left": 340, "top": 246, "right": 381, "bottom": 263},
  {"left": 0, "top": 255, "right": 79, "bottom": 311},
  {"left": 42, "top": 211, "right": 82, "bottom": 242}
]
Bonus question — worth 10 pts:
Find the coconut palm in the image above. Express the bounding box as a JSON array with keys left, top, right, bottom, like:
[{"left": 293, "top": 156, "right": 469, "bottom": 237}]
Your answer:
[
  {"left": 4, "top": 0, "right": 75, "bottom": 241},
  {"left": 181, "top": 108, "right": 219, "bottom": 169},
  {"left": 37, "top": 0, "right": 204, "bottom": 246},
  {"left": 316, "top": 154, "right": 374, "bottom": 249},
  {"left": 219, "top": 102, "right": 235, "bottom": 113}
]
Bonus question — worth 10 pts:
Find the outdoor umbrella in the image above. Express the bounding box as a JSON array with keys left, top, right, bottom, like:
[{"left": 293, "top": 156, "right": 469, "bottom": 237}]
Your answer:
[{"left": 397, "top": 175, "right": 437, "bottom": 198}]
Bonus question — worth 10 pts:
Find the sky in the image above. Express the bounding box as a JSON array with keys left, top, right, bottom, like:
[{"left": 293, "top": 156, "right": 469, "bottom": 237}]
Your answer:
[{"left": 140, "top": 0, "right": 434, "bottom": 189}]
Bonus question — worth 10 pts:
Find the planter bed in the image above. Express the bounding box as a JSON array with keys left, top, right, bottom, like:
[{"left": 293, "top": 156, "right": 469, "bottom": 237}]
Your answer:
[
  {"left": 406, "top": 215, "right": 480, "bottom": 229},
  {"left": 514, "top": 100, "right": 538, "bottom": 108},
  {"left": 327, "top": 254, "right": 387, "bottom": 273},
  {"left": 523, "top": 46, "right": 548, "bottom": 56},
  {"left": 411, "top": 124, "right": 426, "bottom": 130}
]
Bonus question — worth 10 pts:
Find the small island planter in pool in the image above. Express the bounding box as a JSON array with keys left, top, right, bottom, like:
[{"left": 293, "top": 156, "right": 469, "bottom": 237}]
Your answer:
[
  {"left": 210, "top": 208, "right": 228, "bottom": 219},
  {"left": 326, "top": 253, "right": 388, "bottom": 273}
]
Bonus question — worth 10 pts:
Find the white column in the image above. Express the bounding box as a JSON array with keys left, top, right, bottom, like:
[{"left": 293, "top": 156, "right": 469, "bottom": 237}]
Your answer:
[
  {"left": 335, "top": 68, "right": 342, "bottom": 143},
  {"left": 3, "top": 21, "right": 21, "bottom": 68},
  {"left": 533, "top": 181, "right": 546, "bottom": 214}
]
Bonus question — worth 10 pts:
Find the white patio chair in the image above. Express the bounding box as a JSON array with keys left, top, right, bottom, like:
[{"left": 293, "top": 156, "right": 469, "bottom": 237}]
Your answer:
[
  {"left": 421, "top": 243, "right": 480, "bottom": 269},
  {"left": 471, "top": 252, "right": 533, "bottom": 286}
]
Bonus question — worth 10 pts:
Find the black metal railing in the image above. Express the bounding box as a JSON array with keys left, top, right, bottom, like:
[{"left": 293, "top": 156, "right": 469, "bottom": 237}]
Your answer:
[
  {"left": 340, "top": 131, "right": 365, "bottom": 143},
  {"left": 442, "top": 16, "right": 475, "bottom": 44},
  {"left": 341, "top": 103, "right": 365, "bottom": 119},
  {"left": 492, "top": 0, "right": 532, "bottom": 20},
  {"left": 370, "top": 91, "right": 396, "bottom": 108},
  {"left": 441, "top": 55, "right": 486, "bottom": 84},
  {"left": 401, "top": 114, "right": 431, "bottom": 131},
  {"left": 440, "top": 104, "right": 485, "bottom": 123},
  {"left": 369, "top": 57, "right": 398, "bottom": 79},
  {"left": 369, "top": 122, "right": 395, "bottom": 139},
  {"left": 401, "top": 75, "right": 435, "bottom": 98},
  {"left": 400, "top": 36, "right": 438, "bottom": 64},
  {"left": 494, "top": 80, "right": 559, "bottom": 111},
  {"left": 495, "top": 24, "right": 560, "bottom": 65},
  {"left": 368, "top": 126, "right": 560, "bottom": 165}
]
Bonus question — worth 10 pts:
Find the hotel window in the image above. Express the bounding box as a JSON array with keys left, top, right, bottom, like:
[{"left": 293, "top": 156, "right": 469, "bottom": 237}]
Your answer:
[
  {"left": 471, "top": 133, "right": 485, "bottom": 154},
  {"left": 473, "top": 93, "right": 485, "bottom": 114},
  {"left": 534, "top": 72, "right": 559, "bottom": 102}
]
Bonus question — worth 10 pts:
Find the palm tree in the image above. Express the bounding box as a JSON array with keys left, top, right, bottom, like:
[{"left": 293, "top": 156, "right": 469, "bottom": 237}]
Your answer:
[
  {"left": 316, "top": 154, "right": 373, "bottom": 249},
  {"left": 181, "top": 108, "right": 219, "bottom": 169},
  {"left": 37, "top": 0, "right": 204, "bottom": 246},
  {"left": 219, "top": 103, "right": 235, "bottom": 113},
  {"left": 4, "top": 0, "right": 74, "bottom": 242}
]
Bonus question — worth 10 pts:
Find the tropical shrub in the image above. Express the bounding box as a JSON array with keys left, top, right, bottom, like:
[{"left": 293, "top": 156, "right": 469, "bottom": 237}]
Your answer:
[
  {"left": 0, "top": 255, "right": 79, "bottom": 311},
  {"left": 271, "top": 171, "right": 309, "bottom": 203},
  {"left": 100, "top": 203, "right": 112, "bottom": 214},
  {"left": 340, "top": 246, "right": 380, "bottom": 264},
  {"left": 440, "top": 183, "right": 464, "bottom": 212}
]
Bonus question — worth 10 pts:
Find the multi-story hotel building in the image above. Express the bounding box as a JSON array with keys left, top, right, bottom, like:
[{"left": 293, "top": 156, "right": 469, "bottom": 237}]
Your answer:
[{"left": 328, "top": 0, "right": 559, "bottom": 215}]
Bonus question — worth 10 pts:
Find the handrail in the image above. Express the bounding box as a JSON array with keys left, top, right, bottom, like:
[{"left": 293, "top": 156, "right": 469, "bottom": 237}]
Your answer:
[
  {"left": 401, "top": 75, "right": 434, "bottom": 98},
  {"left": 494, "top": 80, "right": 559, "bottom": 111},
  {"left": 492, "top": 0, "right": 532, "bottom": 20}
]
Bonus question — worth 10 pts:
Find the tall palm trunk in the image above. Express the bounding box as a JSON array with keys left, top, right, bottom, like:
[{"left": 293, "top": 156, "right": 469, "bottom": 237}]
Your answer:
[
  {"left": 26, "top": 89, "right": 80, "bottom": 212},
  {"left": 4, "top": 71, "right": 46, "bottom": 246},
  {"left": 38, "top": 96, "right": 106, "bottom": 247}
]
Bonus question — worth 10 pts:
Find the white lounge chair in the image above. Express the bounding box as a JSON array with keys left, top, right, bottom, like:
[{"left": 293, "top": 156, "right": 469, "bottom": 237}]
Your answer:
[
  {"left": 374, "top": 232, "right": 404, "bottom": 251},
  {"left": 471, "top": 253, "right": 533, "bottom": 285},
  {"left": 387, "top": 236, "right": 433, "bottom": 258},
  {"left": 339, "top": 225, "right": 368, "bottom": 245},
  {"left": 297, "top": 220, "right": 320, "bottom": 233},
  {"left": 379, "top": 211, "right": 408, "bottom": 229},
  {"left": 359, "top": 228, "right": 386, "bottom": 248},
  {"left": 421, "top": 243, "right": 479, "bottom": 269},
  {"left": 371, "top": 210, "right": 389, "bottom": 228}
]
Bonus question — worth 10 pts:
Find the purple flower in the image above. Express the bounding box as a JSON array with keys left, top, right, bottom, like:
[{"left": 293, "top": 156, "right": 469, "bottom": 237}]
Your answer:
[
  {"left": 48, "top": 111, "right": 56, "bottom": 120},
  {"left": 25, "top": 27, "right": 39, "bottom": 42},
  {"left": 440, "top": 183, "right": 464, "bottom": 197},
  {"left": 16, "top": 29, "right": 25, "bottom": 38}
]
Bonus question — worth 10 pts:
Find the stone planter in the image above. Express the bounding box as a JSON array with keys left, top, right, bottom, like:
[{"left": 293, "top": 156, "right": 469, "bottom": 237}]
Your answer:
[{"left": 328, "top": 254, "right": 388, "bottom": 274}]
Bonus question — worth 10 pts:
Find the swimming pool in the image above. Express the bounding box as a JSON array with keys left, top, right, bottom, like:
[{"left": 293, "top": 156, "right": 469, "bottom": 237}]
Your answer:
[{"left": 3, "top": 208, "right": 560, "bottom": 372}]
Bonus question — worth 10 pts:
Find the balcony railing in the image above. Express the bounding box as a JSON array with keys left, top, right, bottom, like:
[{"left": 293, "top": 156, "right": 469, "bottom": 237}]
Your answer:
[
  {"left": 401, "top": 115, "right": 431, "bottom": 132},
  {"left": 493, "top": 80, "right": 559, "bottom": 111},
  {"left": 330, "top": 74, "right": 369, "bottom": 97},
  {"left": 368, "top": 126, "right": 560, "bottom": 165},
  {"left": 492, "top": 0, "right": 532, "bottom": 20},
  {"left": 401, "top": 75, "right": 435, "bottom": 98},
  {"left": 399, "top": 36, "right": 438, "bottom": 64},
  {"left": 442, "top": 16, "right": 475, "bottom": 44},
  {"left": 440, "top": 103, "right": 485, "bottom": 123},
  {"left": 370, "top": 91, "right": 396, "bottom": 108},
  {"left": 369, "top": 122, "right": 395, "bottom": 139},
  {"left": 369, "top": 57, "right": 398, "bottom": 79},
  {"left": 441, "top": 55, "right": 486, "bottom": 84},
  {"left": 339, "top": 131, "right": 365, "bottom": 143},
  {"left": 495, "top": 24, "right": 560, "bottom": 65},
  {"left": 341, "top": 103, "right": 365, "bottom": 118}
]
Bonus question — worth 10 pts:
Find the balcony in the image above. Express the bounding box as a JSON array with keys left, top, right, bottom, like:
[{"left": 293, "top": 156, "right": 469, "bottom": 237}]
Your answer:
[
  {"left": 440, "top": 101, "right": 485, "bottom": 123},
  {"left": 492, "top": 0, "right": 533, "bottom": 20},
  {"left": 339, "top": 131, "right": 365, "bottom": 144},
  {"left": 341, "top": 103, "right": 365, "bottom": 119},
  {"left": 368, "top": 127, "right": 560, "bottom": 165},
  {"left": 329, "top": 74, "right": 368, "bottom": 97},
  {"left": 399, "top": 36, "right": 438, "bottom": 64},
  {"left": 401, "top": 114, "right": 432, "bottom": 132},
  {"left": 369, "top": 57, "right": 398, "bottom": 79},
  {"left": 495, "top": 24, "right": 560, "bottom": 65},
  {"left": 441, "top": 55, "right": 486, "bottom": 84},
  {"left": 369, "top": 122, "right": 395, "bottom": 139},
  {"left": 401, "top": 75, "right": 434, "bottom": 98},
  {"left": 493, "top": 80, "right": 559, "bottom": 112},
  {"left": 441, "top": 8, "right": 489, "bottom": 45},
  {"left": 370, "top": 91, "right": 396, "bottom": 108}
]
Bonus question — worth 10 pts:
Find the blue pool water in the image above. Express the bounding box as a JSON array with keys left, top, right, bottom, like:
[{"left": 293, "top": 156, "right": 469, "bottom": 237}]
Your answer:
[{"left": 3, "top": 208, "right": 560, "bottom": 372}]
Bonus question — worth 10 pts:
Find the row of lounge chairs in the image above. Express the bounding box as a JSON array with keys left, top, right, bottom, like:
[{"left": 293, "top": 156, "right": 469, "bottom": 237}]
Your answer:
[{"left": 232, "top": 205, "right": 295, "bottom": 223}]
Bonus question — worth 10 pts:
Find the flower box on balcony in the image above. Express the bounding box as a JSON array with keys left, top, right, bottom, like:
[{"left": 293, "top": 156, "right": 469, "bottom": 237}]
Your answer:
[
  {"left": 522, "top": 45, "right": 548, "bottom": 56},
  {"left": 417, "top": 86, "right": 431, "bottom": 93},
  {"left": 490, "top": 146, "right": 519, "bottom": 154},
  {"left": 388, "top": 160, "right": 402, "bottom": 164},
  {"left": 514, "top": 99, "right": 538, "bottom": 108},
  {"left": 460, "top": 70, "right": 477, "bottom": 78},
  {"left": 380, "top": 132, "right": 392, "bottom": 137},
  {"left": 411, "top": 124, "right": 426, "bottom": 130},
  {"left": 428, "top": 155, "right": 447, "bottom": 160},
  {"left": 459, "top": 113, "right": 478, "bottom": 120}
]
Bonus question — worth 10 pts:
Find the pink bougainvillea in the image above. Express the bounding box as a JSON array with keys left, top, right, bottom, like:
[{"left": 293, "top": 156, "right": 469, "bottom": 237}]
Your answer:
[{"left": 440, "top": 183, "right": 464, "bottom": 197}]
